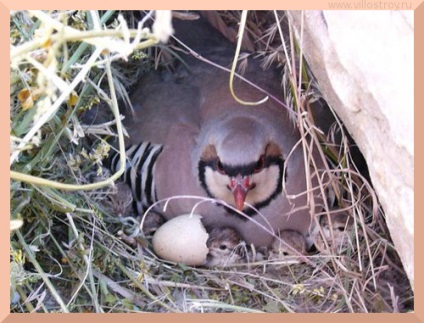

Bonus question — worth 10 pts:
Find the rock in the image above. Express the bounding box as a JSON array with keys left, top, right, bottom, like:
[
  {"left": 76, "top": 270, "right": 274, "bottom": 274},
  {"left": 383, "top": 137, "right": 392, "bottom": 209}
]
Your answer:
[{"left": 287, "top": 10, "right": 414, "bottom": 289}]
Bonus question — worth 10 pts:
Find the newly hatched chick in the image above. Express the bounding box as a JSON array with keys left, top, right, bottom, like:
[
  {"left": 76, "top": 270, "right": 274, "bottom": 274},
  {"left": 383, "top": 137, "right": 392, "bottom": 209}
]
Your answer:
[
  {"left": 140, "top": 211, "right": 165, "bottom": 236},
  {"left": 269, "top": 230, "right": 307, "bottom": 258},
  {"left": 103, "top": 181, "right": 165, "bottom": 239},
  {"left": 314, "top": 211, "right": 356, "bottom": 254},
  {"left": 103, "top": 181, "right": 135, "bottom": 217},
  {"left": 204, "top": 227, "right": 247, "bottom": 267}
]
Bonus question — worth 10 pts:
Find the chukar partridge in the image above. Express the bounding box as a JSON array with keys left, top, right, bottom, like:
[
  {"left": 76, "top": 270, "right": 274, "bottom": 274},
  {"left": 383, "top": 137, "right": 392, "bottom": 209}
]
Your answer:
[
  {"left": 110, "top": 17, "right": 324, "bottom": 249},
  {"left": 314, "top": 210, "right": 356, "bottom": 254},
  {"left": 270, "top": 230, "right": 308, "bottom": 257},
  {"left": 102, "top": 181, "right": 135, "bottom": 217},
  {"left": 204, "top": 227, "right": 246, "bottom": 267}
]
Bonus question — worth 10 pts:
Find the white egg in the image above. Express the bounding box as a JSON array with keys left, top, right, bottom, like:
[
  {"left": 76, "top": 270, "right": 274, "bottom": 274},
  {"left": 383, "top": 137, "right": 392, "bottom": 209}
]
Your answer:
[{"left": 152, "top": 213, "right": 209, "bottom": 266}]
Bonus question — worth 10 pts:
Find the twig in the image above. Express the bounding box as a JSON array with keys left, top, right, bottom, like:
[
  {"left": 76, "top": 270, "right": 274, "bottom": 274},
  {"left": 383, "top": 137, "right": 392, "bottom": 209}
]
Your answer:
[
  {"left": 229, "top": 10, "right": 268, "bottom": 106},
  {"left": 10, "top": 52, "right": 127, "bottom": 191},
  {"left": 116, "top": 261, "right": 181, "bottom": 313},
  {"left": 16, "top": 230, "right": 70, "bottom": 313}
]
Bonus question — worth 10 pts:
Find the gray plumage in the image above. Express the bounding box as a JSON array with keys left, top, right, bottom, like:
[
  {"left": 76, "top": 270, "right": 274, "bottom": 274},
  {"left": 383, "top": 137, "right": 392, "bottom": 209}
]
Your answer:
[{"left": 113, "top": 19, "right": 324, "bottom": 249}]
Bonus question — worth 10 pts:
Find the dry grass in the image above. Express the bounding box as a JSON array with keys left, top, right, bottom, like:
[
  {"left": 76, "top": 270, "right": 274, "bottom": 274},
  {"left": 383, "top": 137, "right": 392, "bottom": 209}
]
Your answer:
[{"left": 9, "top": 10, "right": 413, "bottom": 313}]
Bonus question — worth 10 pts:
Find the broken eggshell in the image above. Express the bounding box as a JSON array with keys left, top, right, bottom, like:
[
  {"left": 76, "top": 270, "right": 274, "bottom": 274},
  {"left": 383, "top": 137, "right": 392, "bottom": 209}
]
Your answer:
[{"left": 152, "top": 213, "right": 209, "bottom": 266}]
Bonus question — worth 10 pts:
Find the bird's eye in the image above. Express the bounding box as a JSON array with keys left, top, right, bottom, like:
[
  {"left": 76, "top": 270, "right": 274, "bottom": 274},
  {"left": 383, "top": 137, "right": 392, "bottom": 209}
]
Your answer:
[
  {"left": 216, "top": 160, "right": 226, "bottom": 174},
  {"left": 219, "top": 244, "right": 228, "bottom": 250},
  {"left": 253, "top": 155, "right": 265, "bottom": 173}
]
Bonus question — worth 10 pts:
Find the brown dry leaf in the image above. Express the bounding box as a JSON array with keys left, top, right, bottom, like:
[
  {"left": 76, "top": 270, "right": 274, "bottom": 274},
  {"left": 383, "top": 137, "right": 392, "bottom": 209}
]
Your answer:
[
  {"left": 68, "top": 91, "right": 79, "bottom": 107},
  {"left": 17, "top": 88, "right": 34, "bottom": 110}
]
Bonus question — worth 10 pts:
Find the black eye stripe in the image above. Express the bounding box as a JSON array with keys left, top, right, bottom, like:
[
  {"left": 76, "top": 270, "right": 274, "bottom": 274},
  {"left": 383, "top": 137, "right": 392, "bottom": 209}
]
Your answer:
[
  {"left": 197, "top": 154, "right": 286, "bottom": 219},
  {"left": 209, "top": 155, "right": 283, "bottom": 177}
]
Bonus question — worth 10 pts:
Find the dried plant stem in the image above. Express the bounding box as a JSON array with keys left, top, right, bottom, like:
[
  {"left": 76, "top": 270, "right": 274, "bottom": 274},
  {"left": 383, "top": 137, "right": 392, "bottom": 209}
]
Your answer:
[
  {"left": 65, "top": 213, "right": 102, "bottom": 312},
  {"left": 16, "top": 230, "right": 70, "bottom": 313},
  {"left": 10, "top": 46, "right": 103, "bottom": 166},
  {"left": 11, "top": 11, "right": 156, "bottom": 60},
  {"left": 116, "top": 261, "right": 181, "bottom": 313},
  {"left": 229, "top": 10, "right": 268, "bottom": 106},
  {"left": 16, "top": 285, "right": 35, "bottom": 312},
  {"left": 92, "top": 270, "right": 146, "bottom": 308},
  {"left": 10, "top": 52, "right": 126, "bottom": 191},
  {"left": 188, "top": 300, "right": 265, "bottom": 313},
  {"left": 39, "top": 219, "right": 97, "bottom": 300}
]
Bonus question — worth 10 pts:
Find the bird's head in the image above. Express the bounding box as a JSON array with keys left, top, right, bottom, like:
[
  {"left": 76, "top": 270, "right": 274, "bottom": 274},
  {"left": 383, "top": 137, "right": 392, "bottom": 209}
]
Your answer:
[
  {"left": 197, "top": 115, "right": 285, "bottom": 216},
  {"left": 204, "top": 227, "right": 245, "bottom": 267}
]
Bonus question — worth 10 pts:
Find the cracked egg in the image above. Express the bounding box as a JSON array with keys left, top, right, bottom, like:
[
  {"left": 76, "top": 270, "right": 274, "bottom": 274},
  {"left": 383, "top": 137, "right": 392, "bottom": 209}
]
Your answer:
[{"left": 152, "top": 214, "right": 209, "bottom": 266}]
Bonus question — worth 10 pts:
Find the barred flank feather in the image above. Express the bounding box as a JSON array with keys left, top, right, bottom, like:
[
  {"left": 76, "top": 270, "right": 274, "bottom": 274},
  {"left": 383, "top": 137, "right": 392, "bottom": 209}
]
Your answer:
[{"left": 110, "top": 142, "right": 163, "bottom": 214}]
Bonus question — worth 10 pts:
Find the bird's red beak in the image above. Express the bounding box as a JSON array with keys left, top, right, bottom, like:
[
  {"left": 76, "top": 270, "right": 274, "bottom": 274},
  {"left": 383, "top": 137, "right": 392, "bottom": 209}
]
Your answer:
[{"left": 230, "top": 174, "right": 252, "bottom": 211}]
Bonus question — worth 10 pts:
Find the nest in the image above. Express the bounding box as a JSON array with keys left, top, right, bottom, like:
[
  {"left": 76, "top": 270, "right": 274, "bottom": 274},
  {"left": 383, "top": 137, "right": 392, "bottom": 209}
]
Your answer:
[{"left": 10, "top": 10, "right": 413, "bottom": 313}]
